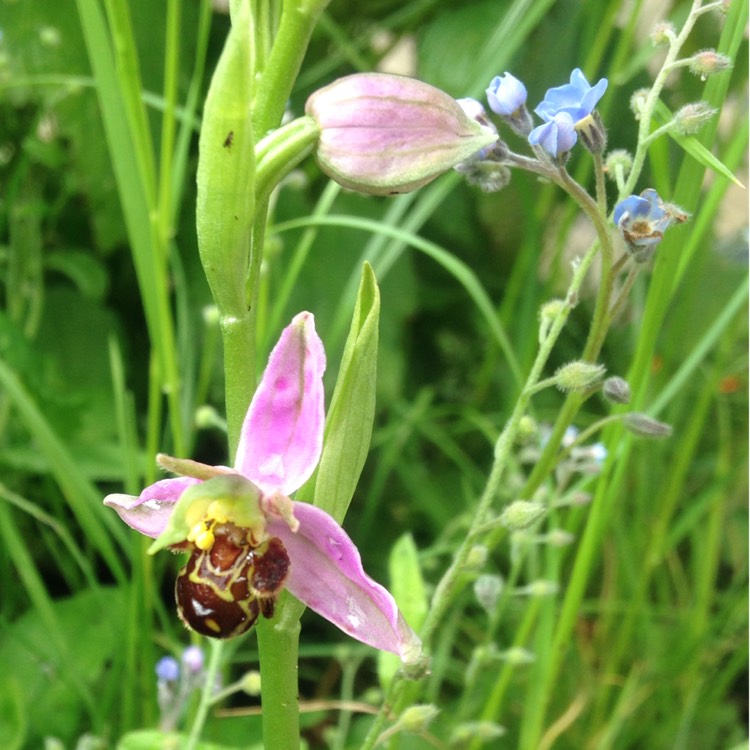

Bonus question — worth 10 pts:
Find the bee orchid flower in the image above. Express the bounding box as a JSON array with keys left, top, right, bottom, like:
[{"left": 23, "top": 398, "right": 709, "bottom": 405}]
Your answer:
[{"left": 105, "top": 312, "right": 422, "bottom": 664}]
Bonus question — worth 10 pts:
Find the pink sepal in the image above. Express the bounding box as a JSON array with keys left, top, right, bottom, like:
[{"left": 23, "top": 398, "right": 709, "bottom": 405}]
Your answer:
[
  {"left": 235, "top": 312, "right": 326, "bottom": 496},
  {"left": 270, "top": 502, "right": 423, "bottom": 664},
  {"left": 103, "top": 477, "right": 199, "bottom": 538}
]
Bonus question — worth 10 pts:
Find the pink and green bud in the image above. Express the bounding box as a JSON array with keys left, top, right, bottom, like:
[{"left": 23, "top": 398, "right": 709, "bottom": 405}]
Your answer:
[
  {"left": 688, "top": 49, "right": 732, "bottom": 80},
  {"left": 305, "top": 73, "right": 498, "bottom": 195}
]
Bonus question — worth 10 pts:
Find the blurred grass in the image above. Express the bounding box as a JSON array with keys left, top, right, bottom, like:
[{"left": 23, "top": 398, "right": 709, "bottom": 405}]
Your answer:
[{"left": 0, "top": 0, "right": 746, "bottom": 748}]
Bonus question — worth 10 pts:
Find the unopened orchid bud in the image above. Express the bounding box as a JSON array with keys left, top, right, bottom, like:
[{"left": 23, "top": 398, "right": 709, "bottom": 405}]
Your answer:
[
  {"left": 305, "top": 73, "right": 498, "bottom": 195},
  {"left": 555, "top": 361, "right": 606, "bottom": 392}
]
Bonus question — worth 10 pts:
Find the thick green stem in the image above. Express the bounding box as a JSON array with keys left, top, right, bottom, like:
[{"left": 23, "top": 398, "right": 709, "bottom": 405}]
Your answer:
[
  {"left": 221, "top": 311, "right": 256, "bottom": 457},
  {"left": 256, "top": 598, "right": 302, "bottom": 749}
]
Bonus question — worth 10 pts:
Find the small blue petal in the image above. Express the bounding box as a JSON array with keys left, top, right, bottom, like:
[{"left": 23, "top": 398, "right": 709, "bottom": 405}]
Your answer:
[
  {"left": 589, "top": 444, "right": 608, "bottom": 463},
  {"left": 457, "top": 97, "right": 488, "bottom": 122},
  {"left": 529, "top": 112, "right": 577, "bottom": 156},
  {"left": 613, "top": 195, "right": 649, "bottom": 226},
  {"left": 534, "top": 68, "right": 608, "bottom": 123},
  {"left": 156, "top": 656, "right": 180, "bottom": 682},
  {"left": 614, "top": 189, "right": 672, "bottom": 249},
  {"left": 486, "top": 72, "right": 527, "bottom": 116},
  {"left": 562, "top": 426, "right": 579, "bottom": 447}
]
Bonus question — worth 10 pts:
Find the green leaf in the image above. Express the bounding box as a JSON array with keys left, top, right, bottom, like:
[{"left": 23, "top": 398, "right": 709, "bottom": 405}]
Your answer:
[
  {"left": 0, "top": 677, "right": 26, "bottom": 750},
  {"left": 44, "top": 250, "right": 109, "bottom": 301},
  {"left": 378, "top": 532, "right": 428, "bottom": 690},
  {"left": 653, "top": 99, "right": 744, "bottom": 188},
  {"left": 116, "top": 729, "right": 240, "bottom": 750},
  {"left": 300, "top": 263, "right": 380, "bottom": 523},
  {"left": 0, "top": 588, "right": 127, "bottom": 747}
]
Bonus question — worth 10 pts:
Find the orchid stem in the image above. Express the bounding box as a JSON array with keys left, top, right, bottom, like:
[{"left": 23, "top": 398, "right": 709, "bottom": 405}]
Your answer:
[{"left": 256, "top": 598, "right": 302, "bottom": 749}]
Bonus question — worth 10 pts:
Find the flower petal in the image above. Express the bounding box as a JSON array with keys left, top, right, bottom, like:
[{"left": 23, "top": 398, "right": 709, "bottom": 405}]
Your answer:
[
  {"left": 235, "top": 312, "right": 326, "bottom": 496},
  {"left": 269, "top": 502, "right": 423, "bottom": 663},
  {"left": 534, "top": 68, "right": 607, "bottom": 124},
  {"left": 486, "top": 72, "right": 527, "bottom": 117},
  {"left": 529, "top": 112, "right": 577, "bottom": 156},
  {"left": 104, "top": 477, "right": 199, "bottom": 538}
]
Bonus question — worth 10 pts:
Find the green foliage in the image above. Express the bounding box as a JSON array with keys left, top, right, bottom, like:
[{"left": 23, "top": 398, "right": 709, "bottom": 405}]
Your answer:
[
  {"left": 299, "top": 261, "right": 381, "bottom": 522},
  {"left": 378, "top": 532, "right": 428, "bottom": 690},
  {"left": 0, "top": 588, "right": 127, "bottom": 747},
  {"left": 0, "top": 0, "right": 746, "bottom": 748}
]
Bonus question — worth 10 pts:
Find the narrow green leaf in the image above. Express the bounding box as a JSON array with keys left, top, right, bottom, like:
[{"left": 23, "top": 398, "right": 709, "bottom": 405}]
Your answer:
[
  {"left": 0, "top": 359, "right": 128, "bottom": 583},
  {"left": 299, "top": 263, "right": 380, "bottom": 523},
  {"left": 0, "top": 677, "right": 26, "bottom": 750},
  {"left": 116, "top": 730, "right": 238, "bottom": 750},
  {"left": 653, "top": 99, "right": 744, "bottom": 188}
]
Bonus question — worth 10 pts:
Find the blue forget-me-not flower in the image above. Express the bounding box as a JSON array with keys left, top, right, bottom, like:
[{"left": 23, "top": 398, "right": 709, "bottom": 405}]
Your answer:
[
  {"left": 613, "top": 188, "right": 687, "bottom": 261},
  {"left": 534, "top": 68, "right": 608, "bottom": 123},
  {"left": 528, "top": 112, "right": 578, "bottom": 158},
  {"left": 530, "top": 68, "right": 608, "bottom": 156},
  {"left": 486, "top": 72, "right": 534, "bottom": 136}
]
